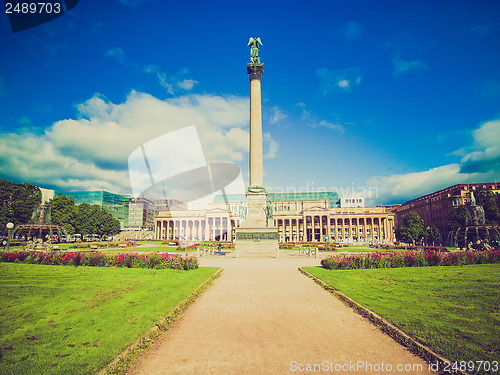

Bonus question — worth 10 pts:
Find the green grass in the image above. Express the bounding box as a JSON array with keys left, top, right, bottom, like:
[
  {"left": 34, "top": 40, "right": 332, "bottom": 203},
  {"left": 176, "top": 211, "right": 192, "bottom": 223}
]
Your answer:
[
  {"left": 337, "top": 246, "right": 376, "bottom": 252},
  {"left": 99, "top": 246, "right": 179, "bottom": 254},
  {"left": 304, "top": 264, "right": 500, "bottom": 372},
  {"left": 0, "top": 263, "right": 219, "bottom": 375}
]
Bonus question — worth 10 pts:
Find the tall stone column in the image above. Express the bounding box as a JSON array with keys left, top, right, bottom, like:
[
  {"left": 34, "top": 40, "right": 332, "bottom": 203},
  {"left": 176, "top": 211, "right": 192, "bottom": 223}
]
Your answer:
[
  {"left": 241, "top": 63, "right": 268, "bottom": 228},
  {"left": 248, "top": 63, "right": 264, "bottom": 188},
  {"left": 234, "top": 38, "right": 278, "bottom": 257}
]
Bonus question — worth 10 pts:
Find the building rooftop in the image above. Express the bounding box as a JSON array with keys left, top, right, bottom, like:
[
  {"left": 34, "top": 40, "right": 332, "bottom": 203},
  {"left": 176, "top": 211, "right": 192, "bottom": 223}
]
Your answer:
[
  {"left": 213, "top": 191, "right": 340, "bottom": 208},
  {"left": 399, "top": 182, "right": 500, "bottom": 207}
]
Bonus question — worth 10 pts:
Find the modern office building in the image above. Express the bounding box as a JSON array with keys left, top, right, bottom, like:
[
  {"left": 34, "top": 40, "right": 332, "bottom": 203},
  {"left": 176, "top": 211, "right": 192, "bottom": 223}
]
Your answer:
[
  {"left": 64, "top": 190, "right": 130, "bottom": 229},
  {"left": 154, "top": 191, "right": 395, "bottom": 243},
  {"left": 127, "top": 197, "right": 155, "bottom": 230},
  {"left": 394, "top": 182, "right": 500, "bottom": 241}
]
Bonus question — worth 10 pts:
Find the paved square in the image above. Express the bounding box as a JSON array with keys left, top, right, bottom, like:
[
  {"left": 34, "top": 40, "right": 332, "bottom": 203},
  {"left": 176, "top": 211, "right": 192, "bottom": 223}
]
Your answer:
[{"left": 129, "top": 257, "right": 434, "bottom": 374}]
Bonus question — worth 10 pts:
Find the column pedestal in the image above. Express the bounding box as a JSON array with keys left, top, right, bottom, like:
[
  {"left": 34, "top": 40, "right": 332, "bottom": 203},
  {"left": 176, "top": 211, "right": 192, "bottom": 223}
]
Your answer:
[
  {"left": 235, "top": 188, "right": 278, "bottom": 257},
  {"left": 235, "top": 226, "right": 278, "bottom": 257}
]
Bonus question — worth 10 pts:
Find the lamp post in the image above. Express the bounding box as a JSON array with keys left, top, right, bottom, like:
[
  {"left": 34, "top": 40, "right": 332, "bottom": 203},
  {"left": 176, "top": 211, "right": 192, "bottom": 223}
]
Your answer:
[{"left": 6, "top": 222, "right": 14, "bottom": 251}]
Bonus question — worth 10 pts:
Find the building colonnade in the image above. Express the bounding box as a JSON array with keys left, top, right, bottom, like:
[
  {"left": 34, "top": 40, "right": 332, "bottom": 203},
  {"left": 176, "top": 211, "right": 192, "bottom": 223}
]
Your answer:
[
  {"left": 275, "top": 213, "right": 394, "bottom": 243},
  {"left": 155, "top": 214, "right": 241, "bottom": 242},
  {"left": 154, "top": 205, "right": 395, "bottom": 244}
]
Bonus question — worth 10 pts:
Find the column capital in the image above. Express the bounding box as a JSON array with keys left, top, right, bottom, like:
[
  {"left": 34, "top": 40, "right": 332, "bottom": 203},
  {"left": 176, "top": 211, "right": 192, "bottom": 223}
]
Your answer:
[{"left": 247, "top": 63, "right": 264, "bottom": 81}]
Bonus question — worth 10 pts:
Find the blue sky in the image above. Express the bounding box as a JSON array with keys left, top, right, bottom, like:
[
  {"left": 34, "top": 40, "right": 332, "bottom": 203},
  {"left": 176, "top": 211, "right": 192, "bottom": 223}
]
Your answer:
[{"left": 0, "top": 0, "right": 499, "bottom": 205}]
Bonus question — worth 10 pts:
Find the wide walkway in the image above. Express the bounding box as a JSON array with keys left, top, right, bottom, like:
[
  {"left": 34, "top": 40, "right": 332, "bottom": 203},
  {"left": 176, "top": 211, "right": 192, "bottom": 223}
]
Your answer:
[{"left": 128, "top": 256, "right": 435, "bottom": 374}]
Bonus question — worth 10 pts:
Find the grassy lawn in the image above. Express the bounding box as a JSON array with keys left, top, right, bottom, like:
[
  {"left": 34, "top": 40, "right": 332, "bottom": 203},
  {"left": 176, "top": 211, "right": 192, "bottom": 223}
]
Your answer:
[
  {"left": 0, "top": 263, "right": 219, "bottom": 375},
  {"left": 335, "top": 246, "right": 376, "bottom": 252},
  {"left": 304, "top": 264, "right": 500, "bottom": 372},
  {"left": 99, "top": 246, "right": 179, "bottom": 254}
]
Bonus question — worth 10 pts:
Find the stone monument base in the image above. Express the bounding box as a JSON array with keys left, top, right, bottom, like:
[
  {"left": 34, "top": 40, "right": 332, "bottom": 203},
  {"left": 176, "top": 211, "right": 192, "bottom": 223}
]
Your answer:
[{"left": 235, "top": 227, "right": 279, "bottom": 258}]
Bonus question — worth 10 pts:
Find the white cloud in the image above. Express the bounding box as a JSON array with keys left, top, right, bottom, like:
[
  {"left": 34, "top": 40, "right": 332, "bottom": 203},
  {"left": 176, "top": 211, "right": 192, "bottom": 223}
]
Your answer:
[
  {"left": 337, "top": 79, "right": 349, "bottom": 88},
  {"left": 263, "top": 132, "right": 278, "bottom": 159},
  {"left": 365, "top": 119, "right": 500, "bottom": 204},
  {"left": 0, "top": 91, "right": 264, "bottom": 194},
  {"left": 105, "top": 47, "right": 126, "bottom": 63},
  {"left": 268, "top": 106, "right": 287, "bottom": 125},
  {"left": 460, "top": 120, "right": 500, "bottom": 173},
  {"left": 393, "top": 57, "right": 427, "bottom": 75},
  {"left": 143, "top": 66, "right": 197, "bottom": 95},
  {"left": 317, "top": 67, "right": 361, "bottom": 93},
  {"left": 177, "top": 79, "right": 198, "bottom": 90},
  {"left": 298, "top": 103, "right": 345, "bottom": 134}
]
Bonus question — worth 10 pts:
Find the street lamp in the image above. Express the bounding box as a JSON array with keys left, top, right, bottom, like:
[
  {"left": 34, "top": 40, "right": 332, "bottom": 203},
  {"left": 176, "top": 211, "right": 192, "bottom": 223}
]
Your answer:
[{"left": 6, "top": 222, "right": 14, "bottom": 251}]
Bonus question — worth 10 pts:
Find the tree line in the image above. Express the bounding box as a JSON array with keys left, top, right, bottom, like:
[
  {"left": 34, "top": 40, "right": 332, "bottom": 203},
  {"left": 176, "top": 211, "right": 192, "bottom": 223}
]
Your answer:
[
  {"left": 48, "top": 194, "right": 121, "bottom": 239},
  {"left": 0, "top": 180, "right": 121, "bottom": 239},
  {"left": 0, "top": 180, "right": 41, "bottom": 237}
]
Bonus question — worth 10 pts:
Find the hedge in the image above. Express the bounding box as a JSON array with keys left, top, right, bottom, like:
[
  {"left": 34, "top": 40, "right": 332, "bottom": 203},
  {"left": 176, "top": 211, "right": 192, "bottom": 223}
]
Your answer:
[
  {"left": 321, "top": 249, "right": 500, "bottom": 270},
  {"left": 0, "top": 250, "right": 198, "bottom": 270}
]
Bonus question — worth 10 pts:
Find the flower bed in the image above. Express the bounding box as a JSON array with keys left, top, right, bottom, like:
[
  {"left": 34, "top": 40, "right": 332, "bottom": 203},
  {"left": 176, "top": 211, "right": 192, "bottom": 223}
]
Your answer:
[
  {"left": 321, "top": 249, "right": 500, "bottom": 270},
  {"left": 177, "top": 244, "right": 200, "bottom": 251},
  {"left": 0, "top": 250, "right": 198, "bottom": 270}
]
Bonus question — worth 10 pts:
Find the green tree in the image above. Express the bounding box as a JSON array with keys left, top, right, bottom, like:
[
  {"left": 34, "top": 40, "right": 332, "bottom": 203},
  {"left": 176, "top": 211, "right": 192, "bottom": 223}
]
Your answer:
[
  {"left": 448, "top": 205, "right": 468, "bottom": 230},
  {"left": 424, "top": 225, "right": 441, "bottom": 245},
  {"left": 474, "top": 187, "right": 500, "bottom": 224},
  {"left": 49, "top": 196, "right": 121, "bottom": 238},
  {"left": 93, "top": 206, "right": 121, "bottom": 238},
  {"left": 0, "top": 179, "right": 41, "bottom": 236},
  {"left": 395, "top": 212, "right": 425, "bottom": 244},
  {"left": 48, "top": 194, "right": 77, "bottom": 234},
  {"left": 73, "top": 203, "right": 121, "bottom": 238},
  {"left": 74, "top": 203, "right": 93, "bottom": 236}
]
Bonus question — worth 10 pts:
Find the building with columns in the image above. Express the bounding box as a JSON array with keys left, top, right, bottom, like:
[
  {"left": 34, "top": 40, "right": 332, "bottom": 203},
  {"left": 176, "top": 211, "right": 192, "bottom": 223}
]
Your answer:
[{"left": 154, "top": 192, "right": 395, "bottom": 244}]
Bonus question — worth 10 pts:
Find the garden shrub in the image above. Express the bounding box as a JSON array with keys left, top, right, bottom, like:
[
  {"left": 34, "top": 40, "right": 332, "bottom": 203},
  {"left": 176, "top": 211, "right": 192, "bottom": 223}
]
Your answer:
[
  {"left": 0, "top": 250, "right": 198, "bottom": 270},
  {"left": 320, "top": 249, "right": 500, "bottom": 270}
]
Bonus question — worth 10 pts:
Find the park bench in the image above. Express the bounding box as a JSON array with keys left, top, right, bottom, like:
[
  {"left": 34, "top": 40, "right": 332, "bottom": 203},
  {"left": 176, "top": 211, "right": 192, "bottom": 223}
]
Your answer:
[
  {"left": 197, "top": 247, "right": 232, "bottom": 256},
  {"left": 299, "top": 246, "right": 318, "bottom": 258},
  {"left": 119, "top": 243, "right": 127, "bottom": 248},
  {"left": 214, "top": 249, "right": 231, "bottom": 256}
]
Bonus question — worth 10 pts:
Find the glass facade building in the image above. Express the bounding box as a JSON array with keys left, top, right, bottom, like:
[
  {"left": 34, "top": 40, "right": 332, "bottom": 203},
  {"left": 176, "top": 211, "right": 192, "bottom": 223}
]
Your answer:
[
  {"left": 212, "top": 191, "right": 340, "bottom": 208},
  {"left": 64, "top": 191, "right": 130, "bottom": 229}
]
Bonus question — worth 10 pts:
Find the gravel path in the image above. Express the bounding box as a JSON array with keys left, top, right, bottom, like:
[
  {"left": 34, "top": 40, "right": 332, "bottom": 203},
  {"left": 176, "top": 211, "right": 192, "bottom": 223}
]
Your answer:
[{"left": 128, "top": 256, "right": 435, "bottom": 374}]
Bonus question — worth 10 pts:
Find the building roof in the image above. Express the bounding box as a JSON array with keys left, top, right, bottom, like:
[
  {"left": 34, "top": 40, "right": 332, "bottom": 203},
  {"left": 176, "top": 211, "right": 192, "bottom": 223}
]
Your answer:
[
  {"left": 399, "top": 182, "right": 500, "bottom": 208},
  {"left": 64, "top": 190, "right": 130, "bottom": 205},
  {"left": 213, "top": 191, "right": 340, "bottom": 208}
]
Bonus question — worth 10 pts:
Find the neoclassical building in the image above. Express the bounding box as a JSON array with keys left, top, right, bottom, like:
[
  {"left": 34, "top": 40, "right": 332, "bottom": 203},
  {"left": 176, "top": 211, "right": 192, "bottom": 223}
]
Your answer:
[{"left": 154, "top": 192, "right": 395, "bottom": 244}]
